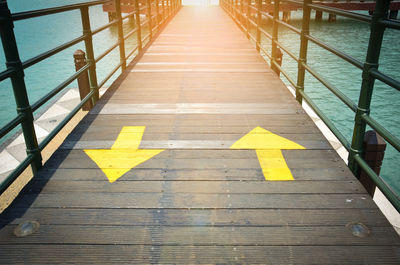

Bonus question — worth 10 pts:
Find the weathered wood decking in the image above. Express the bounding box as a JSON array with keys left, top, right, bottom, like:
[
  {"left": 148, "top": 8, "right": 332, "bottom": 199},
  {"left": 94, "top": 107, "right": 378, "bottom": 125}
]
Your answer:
[{"left": 0, "top": 6, "right": 399, "bottom": 264}]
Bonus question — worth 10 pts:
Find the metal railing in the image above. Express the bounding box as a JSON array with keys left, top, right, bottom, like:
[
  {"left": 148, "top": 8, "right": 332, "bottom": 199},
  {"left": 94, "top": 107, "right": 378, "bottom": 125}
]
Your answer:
[
  {"left": 221, "top": 0, "right": 400, "bottom": 211},
  {"left": 0, "top": 0, "right": 181, "bottom": 194}
]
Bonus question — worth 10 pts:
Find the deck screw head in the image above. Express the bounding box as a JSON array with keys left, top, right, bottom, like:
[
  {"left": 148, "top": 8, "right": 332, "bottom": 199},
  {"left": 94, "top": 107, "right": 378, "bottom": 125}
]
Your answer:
[
  {"left": 346, "top": 222, "right": 370, "bottom": 238},
  {"left": 14, "top": 221, "right": 40, "bottom": 237}
]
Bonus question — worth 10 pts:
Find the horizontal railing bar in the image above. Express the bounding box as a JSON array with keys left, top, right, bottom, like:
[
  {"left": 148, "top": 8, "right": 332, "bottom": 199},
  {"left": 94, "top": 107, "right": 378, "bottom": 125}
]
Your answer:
[
  {"left": 354, "top": 154, "right": 400, "bottom": 212},
  {"left": 39, "top": 89, "right": 96, "bottom": 151},
  {"left": 0, "top": 68, "right": 15, "bottom": 82},
  {"left": 141, "top": 19, "right": 150, "bottom": 27},
  {"left": 272, "top": 60, "right": 297, "bottom": 88},
  {"left": 139, "top": 6, "right": 148, "bottom": 11},
  {"left": 249, "top": 32, "right": 257, "bottom": 43},
  {"left": 126, "top": 45, "right": 139, "bottom": 60},
  {"left": 276, "top": 19, "right": 301, "bottom": 35},
  {"left": 0, "top": 114, "right": 24, "bottom": 139},
  {"left": 124, "top": 27, "right": 139, "bottom": 40},
  {"left": 259, "top": 45, "right": 272, "bottom": 60},
  {"left": 142, "top": 33, "right": 151, "bottom": 43},
  {"left": 302, "top": 62, "right": 358, "bottom": 112},
  {"left": 95, "top": 41, "right": 120, "bottom": 63},
  {"left": 12, "top": 0, "right": 107, "bottom": 21},
  {"left": 98, "top": 62, "right": 123, "bottom": 89},
  {"left": 121, "top": 10, "right": 137, "bottom": 20},
  {"left": 92, "top": 19, "right": 118, "bottom": 35},
  {"left": 249, "top": 18, "right": 257, "bottom": 27},
  {"left": 380, "top": 18, "right": 400, "bottom": 30},
  {"left": 308, "top": 2, "right": 372, "bottom": 23},
  {"left": 22, "top": 35, "right": 85, "bottom": 69},
  {"left": 31, "top": 63, "right": 91, "bottom": 112},
  {"left": 369, "top": 68, "right": 400, "bottom": 92},
  {"left": 300, "top": 89, "right": 351, "bottom": 149},
  {"left": 0, "top": 155, "right": 34, "bottom": 195},
  {"left": 260, "top": 11, "right": 273, "bottom": 20},
  {"left": 306, "top": 34, "right": 364, "bottom": 70},
  {"left": 249, "top": 4, "right": 257, "bottom": 12},
  {"left": 259, "top": 26, "right": 272, "bottom": 40},
  {"left": 362, "top": 114, "right": 400, "bottom": 152},
  {"left": 274, "top": 39, "right": 299, "bottom": 62}
]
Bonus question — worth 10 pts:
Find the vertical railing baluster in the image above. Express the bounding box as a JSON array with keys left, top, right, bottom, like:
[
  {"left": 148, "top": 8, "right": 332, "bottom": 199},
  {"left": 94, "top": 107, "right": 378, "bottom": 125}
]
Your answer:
[
  {"left": 256, "top": 0, "right": 262, "bottom": 51},
  {"left": 147, "top": 0, "right": 153, "bottom": 39},
  {"left": 270, "top": 0, "right": 280, "bottom": 73},
  {"left": 246, "top": 0, "right": 250, "bottom": 39},
  {"left": 135, "top": 0, "right": 143, "bottom": 53},
  {"left": 115, "top": 0, "right": 126, "bottom": 71},
  {"left": 80, "top": 7, "right": 99, "bottom": 104},
  {"left": 155, "top": 0, "right": 160, "bottom": 27},
  {"left": 0, "top": 1, "right": 42, "bottom": 173},
  {"left": 348, "top": 0, "right": 390, "bottom": 176},
  {"left": 295, "top": 0, "right": 311, "bottom": 103}
]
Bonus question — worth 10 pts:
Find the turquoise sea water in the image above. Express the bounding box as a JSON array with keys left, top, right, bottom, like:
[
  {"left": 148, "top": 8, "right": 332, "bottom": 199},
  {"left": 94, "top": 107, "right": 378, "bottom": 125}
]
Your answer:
[{"left": 0, "top": 1, "right": 399, "bottom": 193}]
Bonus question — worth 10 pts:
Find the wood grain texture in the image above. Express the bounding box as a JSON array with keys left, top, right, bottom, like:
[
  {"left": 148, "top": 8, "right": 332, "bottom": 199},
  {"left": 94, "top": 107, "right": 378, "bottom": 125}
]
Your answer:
[{"left": 0, "top": 5, "right": 399, "bottom": 264}]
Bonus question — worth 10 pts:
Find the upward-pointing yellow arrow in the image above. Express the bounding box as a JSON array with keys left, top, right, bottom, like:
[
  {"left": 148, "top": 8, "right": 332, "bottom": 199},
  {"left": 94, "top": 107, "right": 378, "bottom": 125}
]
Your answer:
[
  {"left": 84, "top": 126, "right": 164, "bottom": 183},
  {"left": 230, "top": 126, "right": 305, "bottom": 181}
]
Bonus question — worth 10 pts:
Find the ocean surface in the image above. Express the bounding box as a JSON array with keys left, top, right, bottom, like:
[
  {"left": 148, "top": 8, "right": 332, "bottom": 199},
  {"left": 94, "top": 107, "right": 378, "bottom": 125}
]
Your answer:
[{"left": 0, "top": 1, "right": 399, "bottom": 193}]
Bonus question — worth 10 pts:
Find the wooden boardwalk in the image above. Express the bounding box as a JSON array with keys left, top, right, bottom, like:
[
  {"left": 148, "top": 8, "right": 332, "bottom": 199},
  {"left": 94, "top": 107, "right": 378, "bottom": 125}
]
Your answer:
[{"left": 1, "top": 6, "right": 399, "bottom": 264}]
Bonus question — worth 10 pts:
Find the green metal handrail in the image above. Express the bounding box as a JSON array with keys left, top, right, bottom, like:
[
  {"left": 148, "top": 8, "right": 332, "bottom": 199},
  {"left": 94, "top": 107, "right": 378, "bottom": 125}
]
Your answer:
[
  {"left": 0, "top": 0, "right": 182, "bottom": 194},
  {"left": 221, "top": 0, "right": 400, "bottom": 212}
]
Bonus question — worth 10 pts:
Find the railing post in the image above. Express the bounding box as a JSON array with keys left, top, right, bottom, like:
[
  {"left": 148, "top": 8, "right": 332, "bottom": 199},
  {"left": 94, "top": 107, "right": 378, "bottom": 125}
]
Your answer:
[
  {"left": 155, "top": 0, "right": 160, "bottom": 26},
  {"left": 348, "top": 0, "right": 390, "bottom": 176},
  {"left": 115, "top": 0, "right": 126, "bottom": 71},
  {"left": 135, "top": 0, "right": 143, "bottom": 53},
  {"left": 73, "top": 50, "right": 93, "bottom": 111},
  {"left": 256, "top": 0, "right": 262, "bottom": 51},
  {"left": 147, "top": 0, "right": 153, "bottom": 39},
  {"left": 245, "top": 0, "right": 250, "bottom": 38},
  {"left": 0, "top": 0, "right": 42, "bottom": 173},
  {"left": 357, "top": 130, "right": 386, "bottom": 197},
  {"left": 161, "top": 0, "right": 165, "bottom": 22},
  {"left": 80, "top": 7, "right": 99, "bottom": 104},
  {"left": 295, "top": 0, "right": 311, "bottom": 104},
  {"left": 270, "top": 0, "right": 280, "bottom": 73}
]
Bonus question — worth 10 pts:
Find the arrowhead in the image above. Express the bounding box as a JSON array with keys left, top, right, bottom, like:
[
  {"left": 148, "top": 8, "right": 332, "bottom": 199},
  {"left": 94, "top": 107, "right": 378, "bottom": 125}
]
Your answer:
[
  {"left": 84, "top": 126, "right": 164, "bottom": 183},
  {"left": 84, "top": 149, "right": 164, "bottom": 183},
  {"left": 230, "top": 126, "right": 305, "bottom": 150}
]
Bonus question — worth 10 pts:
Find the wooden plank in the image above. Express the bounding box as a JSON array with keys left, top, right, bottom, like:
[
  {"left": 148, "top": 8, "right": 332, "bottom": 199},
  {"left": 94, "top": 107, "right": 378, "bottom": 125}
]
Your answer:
[
  {"left": 11, "top": 193, "right": 378, "bottom": 209},
  {"left": 1, "top": 208, "right": 391, "bottom": 227},
  {"left": 24, "top": 180, "right": 367, "bottom": 194},
  {"left": 0, "top": 245, "right": 399, "bottom": 264},
  {"left": 36, "top": 167, "right": 355, "bottom": 181},
  {"left": 0, "top": 225, "right": 398, "bottom": 246}
]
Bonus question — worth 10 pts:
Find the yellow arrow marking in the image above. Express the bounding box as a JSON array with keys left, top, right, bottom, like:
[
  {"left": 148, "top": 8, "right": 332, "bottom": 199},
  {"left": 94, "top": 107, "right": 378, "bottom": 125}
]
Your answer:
[
  {"left": 230, "top": 126, "right": 305, "bottom": 181},
  {"left": 84, "top": 126, "right": 164, "bottom": 183}
]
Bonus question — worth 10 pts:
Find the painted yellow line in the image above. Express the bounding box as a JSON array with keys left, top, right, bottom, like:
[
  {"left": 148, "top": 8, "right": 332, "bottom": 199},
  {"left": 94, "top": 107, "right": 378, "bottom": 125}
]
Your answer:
[{"left": 84, "top": 126, "right": 164, "bottom": 183}]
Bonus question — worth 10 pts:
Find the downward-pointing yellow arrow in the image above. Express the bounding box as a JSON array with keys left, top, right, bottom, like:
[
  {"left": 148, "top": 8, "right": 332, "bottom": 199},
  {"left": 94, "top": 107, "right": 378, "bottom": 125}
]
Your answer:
[
  {"left": 230, "top": 127, "right": 305, "bottom": 181},
  {"left": 84, "top": 126, "right": 164, "bottom": 183}
]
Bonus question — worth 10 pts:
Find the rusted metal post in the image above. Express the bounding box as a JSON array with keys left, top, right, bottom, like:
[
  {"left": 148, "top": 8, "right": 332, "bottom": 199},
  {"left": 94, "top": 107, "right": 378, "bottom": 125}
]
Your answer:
[
  {"left": 73, "top": 50, "right": 93, "bottom": 111},
  {"left": 315, "top": 10, "right": 322, "bottom": 21},
  {"left": 357, "top": 130, "right": 386, "bottom": 197}
]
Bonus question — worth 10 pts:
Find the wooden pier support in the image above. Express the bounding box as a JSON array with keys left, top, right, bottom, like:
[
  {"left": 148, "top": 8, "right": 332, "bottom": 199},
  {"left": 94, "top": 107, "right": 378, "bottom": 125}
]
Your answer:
[
  {"left": 73, "top": 50, "right": 93, "bottom": 111},
  {"left": 282, "top": 11, "right": 291, "bottom": 22},
  {"left": 315, "top": 10, "right": 323, "bottom": 21},
  {"left": 108, "top": 12, "right": 117, "bottom": 22},
  {"left": 328, "top": 13, "right": 336, "bottom": 22},
  {"left": 358, "top": 130, "right": 387, "bottom": 197}
]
